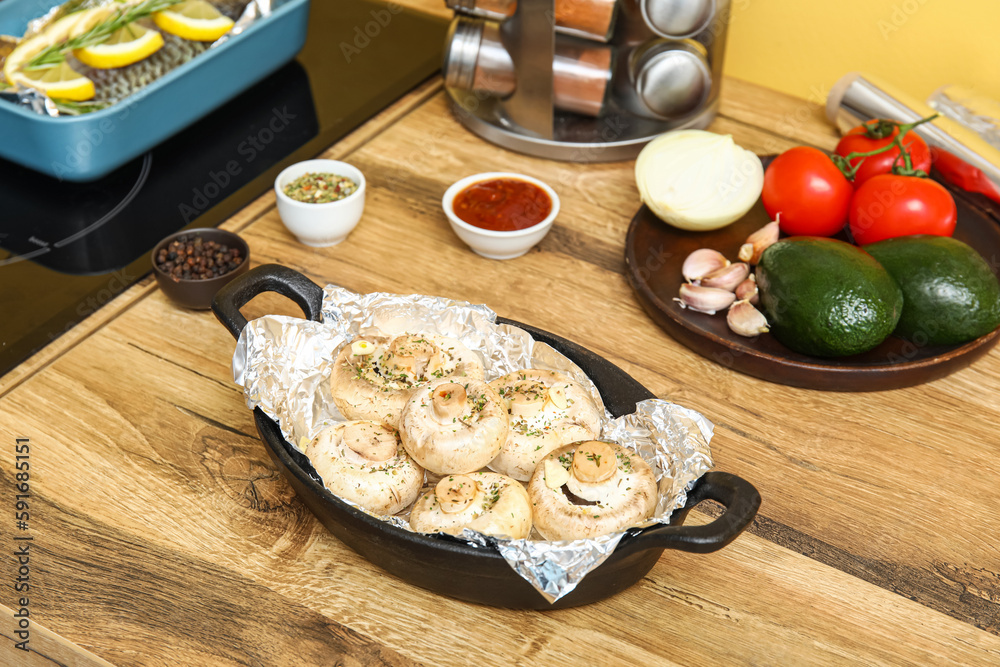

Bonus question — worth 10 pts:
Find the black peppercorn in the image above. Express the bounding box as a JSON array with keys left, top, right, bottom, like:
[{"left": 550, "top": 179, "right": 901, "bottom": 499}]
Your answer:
[{"left": 155, "top": 234, "right": 244, "bottom": 281}]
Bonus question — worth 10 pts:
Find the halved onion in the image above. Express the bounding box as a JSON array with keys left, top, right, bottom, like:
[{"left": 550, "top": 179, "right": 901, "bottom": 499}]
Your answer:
[{"left": 635, "top": 130, "right": 763, "bottom": 231}]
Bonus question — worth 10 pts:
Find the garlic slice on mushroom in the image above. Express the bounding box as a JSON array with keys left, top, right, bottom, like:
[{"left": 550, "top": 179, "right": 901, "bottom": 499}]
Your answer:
[
  {"left": 306, "top": 421, "right": 423, "bottom": 516},
  {"left": 488, "top": 369, "right": 602, "bottom": 482},
  {"left": 330, "top": 333, "right": 484, "bottom": 428},
  {"left": 351, "top": 339, "right": 375, "bottom": 356},
  {"left": 543, "top": 458, "right": 570, "bottom": 490},
  {"left": 399, "top": 377, "right": 507, "bottom": 475},
  {"left": 528, "top": 441, "right": 658, "bottom": 541},
  {"left": 409, "top": 472, "right": 533, "bottom": 539}
]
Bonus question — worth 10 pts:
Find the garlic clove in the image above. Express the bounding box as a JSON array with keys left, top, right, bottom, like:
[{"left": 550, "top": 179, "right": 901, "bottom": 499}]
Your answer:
[
  {"left": 436, "top": 475, "right": 478, "bottom": 514},
  {"left": 676, "top": 283, "right": 737, "bottom": 315},
  {"left": 572, "top": 441, "right": 617, "bottom": 483},
  {"left": 738, "top": 220, "right": 780, "bottom": 265},
  {"left": 727, "top": 301, "right": 769, "bottom": 337},
  {"left": 682, "top": 248, "right": 730, "bottom": 282},
  {"left": 544, "top": 458, "right": 570, "bottom": 490},
  {"left": 701, "top": 262, "right": 750, "bottom": 291},
  {"left": 735, "top": 275, "right": 759, "bottom": 304}
]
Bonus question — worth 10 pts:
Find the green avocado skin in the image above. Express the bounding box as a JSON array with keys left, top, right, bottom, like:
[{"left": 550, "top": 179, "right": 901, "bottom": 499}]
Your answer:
[
  {"left": 864, "top": 235, "right": 1000, "bottom": 346},
  {"left": 756, "top": 237, "right": 903, "bottom": 357}
]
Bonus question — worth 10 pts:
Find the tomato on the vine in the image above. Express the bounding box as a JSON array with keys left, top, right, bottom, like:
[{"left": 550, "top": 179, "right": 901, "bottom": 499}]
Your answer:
[
  {"left": 762, "top": 146, "right": 853, "bottom": 237},
  {"left": 835, "top": 120, "right": 932, "bottom": 187},
  {"left": 848, "top": 174, "right": 957, "bottom": 245}
]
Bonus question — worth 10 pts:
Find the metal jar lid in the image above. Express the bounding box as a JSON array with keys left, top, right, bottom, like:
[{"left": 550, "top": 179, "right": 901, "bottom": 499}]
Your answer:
[
  {"left": 633, "top": 41, "right": 711, "bottom": 118},
  {"left": 445, "top": 0, "right": 510, "bottom": 21},
  {"left": 640, "top": 0, "right": 715, "bottom": 38},
  {"left": 443, "top": 17, "right": 486, "bottom": 91}
]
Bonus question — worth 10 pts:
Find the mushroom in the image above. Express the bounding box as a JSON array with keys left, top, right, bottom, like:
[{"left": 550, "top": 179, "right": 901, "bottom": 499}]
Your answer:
[
  {"left": 303, "top": 420, "right": 424, "bottom": 516},
  {"left": 399, "top": 377, "right": 508, "bottom": 475},
  {"left": 487, "top": 369, "right": 602, "bottom": 481},
  {"left": 329, "top": 333, "right": 485, "bottom": 428},
  {"left": 527, "top": 440, "right": 658, "bottom": 541},
  {"left": 409, "top": 472, "right": 532, "bottom": 539}
]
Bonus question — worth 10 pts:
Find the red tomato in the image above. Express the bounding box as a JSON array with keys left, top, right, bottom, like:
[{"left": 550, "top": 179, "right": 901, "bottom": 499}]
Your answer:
[
  {"left": 762, "top": 147, "right": 854, "bottom": 236},
  {"left": 835, "top": 121, "right": 931, "bottom": 187},
  {"left": 848, "top": 174, "right": 957, "bottom": 245}
]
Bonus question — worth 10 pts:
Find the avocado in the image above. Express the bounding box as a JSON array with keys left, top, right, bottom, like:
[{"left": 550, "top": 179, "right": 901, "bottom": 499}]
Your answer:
[
  {"left": 864, "top": 235, "right": 1000, "bottom": 345},
  {"left": 756, "top": 237, "right": 902, "bottom": 357}
]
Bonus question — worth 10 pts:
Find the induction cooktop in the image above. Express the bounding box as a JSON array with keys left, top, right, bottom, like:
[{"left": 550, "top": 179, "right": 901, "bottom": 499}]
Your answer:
[{"left": 0, "top": 1, "right": 447, "bottom": 378}]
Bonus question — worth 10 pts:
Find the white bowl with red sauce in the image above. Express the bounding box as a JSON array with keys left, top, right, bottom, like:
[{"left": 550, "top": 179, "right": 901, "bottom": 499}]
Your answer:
[{"left": 442, "top": 172, "right": 560, "bottom": 260}]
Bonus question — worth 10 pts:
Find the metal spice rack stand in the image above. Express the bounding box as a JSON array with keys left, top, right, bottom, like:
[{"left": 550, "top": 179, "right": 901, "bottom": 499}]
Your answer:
[{"left": 444, "top": 0, "right": 729, "bottom": 162}]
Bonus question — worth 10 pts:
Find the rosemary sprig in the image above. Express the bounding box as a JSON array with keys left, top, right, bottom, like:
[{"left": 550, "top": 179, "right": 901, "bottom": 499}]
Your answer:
[{"left": 24, "top": 0, "right": 181, "bottom": 71}]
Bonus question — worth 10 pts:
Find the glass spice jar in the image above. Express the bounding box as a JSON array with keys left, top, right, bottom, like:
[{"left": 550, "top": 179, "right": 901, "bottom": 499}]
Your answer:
[
  {"left": 444, "top": 17, "right": 613, "bottom": 118},
  {"left": 445, "top": 0, "right": 619, "bottom": 43}
]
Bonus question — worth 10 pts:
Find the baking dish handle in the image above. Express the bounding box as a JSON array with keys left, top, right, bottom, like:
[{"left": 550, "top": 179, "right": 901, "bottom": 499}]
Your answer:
[
  {"left": 624, "top": 472, "right": 761, "bottom": 555},
  {"left": 212, "top": 263, "right": 325, "bottom": 340}
]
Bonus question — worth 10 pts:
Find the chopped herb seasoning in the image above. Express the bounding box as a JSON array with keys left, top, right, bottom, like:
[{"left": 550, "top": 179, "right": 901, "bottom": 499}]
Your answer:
[{"left": 283, "top": 172, "right": 358, "bottom": 203}]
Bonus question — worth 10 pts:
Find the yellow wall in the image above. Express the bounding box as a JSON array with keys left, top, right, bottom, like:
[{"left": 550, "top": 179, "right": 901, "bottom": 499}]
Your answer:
[{"left": 724, "top": 0, "right": 1000, "bottom": 106}]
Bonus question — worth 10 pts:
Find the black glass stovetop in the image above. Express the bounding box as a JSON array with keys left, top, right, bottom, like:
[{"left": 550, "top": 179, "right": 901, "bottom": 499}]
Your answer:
[{"left": 0, "top": 1, "right": 447, "bottom": 378}]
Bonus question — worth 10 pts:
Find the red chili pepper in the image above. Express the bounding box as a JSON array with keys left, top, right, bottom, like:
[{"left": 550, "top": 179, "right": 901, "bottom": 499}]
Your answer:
[{"left": 930, "top": 147, "right": 1000, "bottom": 205}]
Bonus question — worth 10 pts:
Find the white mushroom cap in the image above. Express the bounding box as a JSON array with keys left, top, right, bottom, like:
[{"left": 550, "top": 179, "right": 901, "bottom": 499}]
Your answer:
[
  {"left": 329, "top": 333, "right": 485, "bottom": 428},
  {"left": 527, "top": 440, "right": 657, "bottom": 541},
  {"left": 409, "top": 472, "right": 532, "bottom": 539},
  {"left": 304, "top": 421, "right": 424, "bottom": 516},
  {"left": 399, "top": 378, "right": 509, "bottom": 475},
  {"left": 487, "top": 369, "right": 602, "bottom": 481}
]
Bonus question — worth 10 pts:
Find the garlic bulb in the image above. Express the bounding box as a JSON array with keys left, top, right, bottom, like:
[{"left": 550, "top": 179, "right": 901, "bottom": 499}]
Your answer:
[{"left": 635, "top": 130, "right": 764, "bottom": 231}]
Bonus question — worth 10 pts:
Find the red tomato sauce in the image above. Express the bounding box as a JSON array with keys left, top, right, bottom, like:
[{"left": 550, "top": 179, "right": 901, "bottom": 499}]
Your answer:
[{"left": 453, "top": 178, "right": 552, "bottom": 231}]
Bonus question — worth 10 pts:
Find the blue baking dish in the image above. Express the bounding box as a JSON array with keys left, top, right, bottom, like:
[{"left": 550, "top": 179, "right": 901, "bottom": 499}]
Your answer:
[{"left": 0, "top": 0, "right": 310, "bottom": 182}]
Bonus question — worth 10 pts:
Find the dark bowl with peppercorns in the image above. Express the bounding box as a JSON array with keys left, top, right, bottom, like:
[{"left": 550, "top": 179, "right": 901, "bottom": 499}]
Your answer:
[{"left": 152, "top": 228, "right": 250, "bottom": 310}]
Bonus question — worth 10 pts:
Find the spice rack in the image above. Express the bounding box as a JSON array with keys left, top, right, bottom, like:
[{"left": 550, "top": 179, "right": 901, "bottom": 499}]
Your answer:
[{"left": 443, "top": 0, "right": 729, "bottom": 162}]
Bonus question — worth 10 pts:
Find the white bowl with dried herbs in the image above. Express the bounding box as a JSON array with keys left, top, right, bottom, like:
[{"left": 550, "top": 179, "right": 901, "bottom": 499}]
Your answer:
[{"left": 274, "top": 159, "right": 366, "bottom": 247}]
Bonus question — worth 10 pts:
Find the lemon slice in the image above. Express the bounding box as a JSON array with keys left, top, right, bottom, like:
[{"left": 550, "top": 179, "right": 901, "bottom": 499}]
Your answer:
[
  {"left": 153, "top": 1, "right": 234, "bottom": 42},
  {"left": 74, "top": 24, "right": 164, "bottom": 69},
  {"left": 13, "top": 61, "right": 94, "bottom": 100}
]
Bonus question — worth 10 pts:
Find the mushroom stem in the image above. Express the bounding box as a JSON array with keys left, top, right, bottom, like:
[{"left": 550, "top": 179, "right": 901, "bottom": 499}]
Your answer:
[
  {"left": 431, "top": 382, "right": 468, "bottom": 421},
  {"left": 435, "top": 475, "right": 479, "bottom": 514},
  {"left": 572, "top": 441, "right": 617, "bottom": 483},
  {"left": 342, "top": 422, "right": 398, "bottom": 462},
  {"left": 509, "top": 381, "right": 546, "bottom": 418},
  {"left": 388, "top": 335, "right": 440, "bottom": 379}
]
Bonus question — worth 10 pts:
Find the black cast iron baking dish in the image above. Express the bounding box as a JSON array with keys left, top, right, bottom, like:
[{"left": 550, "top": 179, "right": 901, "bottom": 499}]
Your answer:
[{"left": 213, "top": 264, "right": 761, "bottom": 609}]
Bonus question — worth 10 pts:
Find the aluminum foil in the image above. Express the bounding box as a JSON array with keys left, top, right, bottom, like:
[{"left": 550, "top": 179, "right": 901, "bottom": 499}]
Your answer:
[
  {"left": 3, "top": 0, "right": 275, "bottom": 116},
  {"left": 233, "top": 286, "right": 714, "bottom": 604}
]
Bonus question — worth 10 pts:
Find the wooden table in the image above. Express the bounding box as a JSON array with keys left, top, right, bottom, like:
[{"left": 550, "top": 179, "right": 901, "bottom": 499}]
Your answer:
[{"left": 3, "top": 7, "right": 1000, "bottom": 665}]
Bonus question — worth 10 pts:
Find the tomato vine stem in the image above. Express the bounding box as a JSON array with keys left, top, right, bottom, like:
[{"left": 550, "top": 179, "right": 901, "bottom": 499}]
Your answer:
[{"left": 830, "top": 114, "right": 938, "bottom": 181}]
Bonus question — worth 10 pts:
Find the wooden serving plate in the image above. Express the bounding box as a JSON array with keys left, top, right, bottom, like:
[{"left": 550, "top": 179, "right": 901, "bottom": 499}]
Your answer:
[{"left": 625, "top": 167, "right": 1000, "bottom": 392}]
